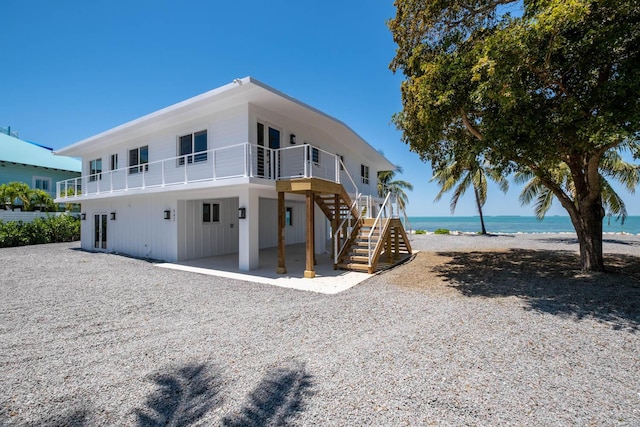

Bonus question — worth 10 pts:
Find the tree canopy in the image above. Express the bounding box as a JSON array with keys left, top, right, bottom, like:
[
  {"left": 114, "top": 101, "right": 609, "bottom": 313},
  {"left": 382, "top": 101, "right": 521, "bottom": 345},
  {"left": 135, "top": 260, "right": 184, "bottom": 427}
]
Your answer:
[{"left": 389, "top": 0, "right": 640, "bottom": 272}]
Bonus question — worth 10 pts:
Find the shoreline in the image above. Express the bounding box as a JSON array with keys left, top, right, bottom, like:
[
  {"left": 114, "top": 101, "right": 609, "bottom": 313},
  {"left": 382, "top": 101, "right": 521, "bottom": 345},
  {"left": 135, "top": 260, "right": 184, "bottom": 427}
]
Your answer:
[
  {"left": 410, "top": 230, "right": 640, "bottom": 236},
  {"left": 408, "top": 231, "right": 640, "bottom": 257}
]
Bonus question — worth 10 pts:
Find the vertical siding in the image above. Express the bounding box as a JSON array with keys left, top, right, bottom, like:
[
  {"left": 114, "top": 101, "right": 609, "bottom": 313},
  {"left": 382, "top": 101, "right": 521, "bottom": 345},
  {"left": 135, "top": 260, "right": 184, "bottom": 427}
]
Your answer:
[
  {"left": 79, "top": 195, "right": 178, "bottom": 261},
  {"left": 179, "top": 197, "right": 239, "bottom": 260},
  {"left": 258, "top": 198, "right": 306, "bottom": 249}
]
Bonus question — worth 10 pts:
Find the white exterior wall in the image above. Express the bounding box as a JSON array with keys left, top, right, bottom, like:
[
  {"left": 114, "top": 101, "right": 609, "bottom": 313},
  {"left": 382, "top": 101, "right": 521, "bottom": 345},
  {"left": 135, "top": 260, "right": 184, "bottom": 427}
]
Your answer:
[
  {"left": 80, "top": 195, "right": 178, "bottom": 261},
  {"left": 177, "top": 197, "right": 239, "bottom": 260},
  {"left": 258, "top": 198, "right": 306, "bottom": 249},
  {"left": 248, "top": 104, "right": 376, "bottom": 197},
  {"left": 79, "top": 104, "right": 249, "bottom": 178}
]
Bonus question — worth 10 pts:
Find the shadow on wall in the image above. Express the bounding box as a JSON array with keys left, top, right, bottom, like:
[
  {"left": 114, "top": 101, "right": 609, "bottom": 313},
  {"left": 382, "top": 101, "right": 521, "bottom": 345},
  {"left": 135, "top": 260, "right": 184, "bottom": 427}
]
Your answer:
[{"left": 433, "top": 249, "right": 640, "bottom": 332}]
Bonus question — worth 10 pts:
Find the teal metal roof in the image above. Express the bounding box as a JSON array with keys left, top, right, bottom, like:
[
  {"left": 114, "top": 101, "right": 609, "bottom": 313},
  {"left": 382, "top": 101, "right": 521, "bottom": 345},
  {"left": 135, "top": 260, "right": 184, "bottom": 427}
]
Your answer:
[{"left": 0, "top": 132, "right": 81, "bottom": 172}]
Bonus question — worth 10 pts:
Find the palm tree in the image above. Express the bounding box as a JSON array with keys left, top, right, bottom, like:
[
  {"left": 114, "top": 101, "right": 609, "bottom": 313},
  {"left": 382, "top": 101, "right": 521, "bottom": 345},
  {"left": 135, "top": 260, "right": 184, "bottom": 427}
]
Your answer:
[
  {"left": 431, "top": 155, "right": 509, "bottom": 234},
  {"left": 378, "top": 166, "right": 413, "bottom": 207},
  {"left": 516, "top": 151, "right": 639, "bottom": 223},
  {"left": 30, "top": 189, "right": 55, "bottom": 212},
  {"left": 0, "top": 182, "right": 32, "bottom": 210}
]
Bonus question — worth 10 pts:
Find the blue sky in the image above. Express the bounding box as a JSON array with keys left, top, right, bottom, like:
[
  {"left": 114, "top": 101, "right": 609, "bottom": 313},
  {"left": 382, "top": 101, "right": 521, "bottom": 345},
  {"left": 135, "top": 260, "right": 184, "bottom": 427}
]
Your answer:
[{"left": 2, "top": 0, "right": 637, "bottom": 217}]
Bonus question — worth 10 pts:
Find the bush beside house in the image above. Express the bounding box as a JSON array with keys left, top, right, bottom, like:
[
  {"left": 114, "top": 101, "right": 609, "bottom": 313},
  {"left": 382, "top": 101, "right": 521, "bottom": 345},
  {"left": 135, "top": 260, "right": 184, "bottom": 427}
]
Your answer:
[{"left": 0, "top": 214, "right": 80, "bottom": 248}]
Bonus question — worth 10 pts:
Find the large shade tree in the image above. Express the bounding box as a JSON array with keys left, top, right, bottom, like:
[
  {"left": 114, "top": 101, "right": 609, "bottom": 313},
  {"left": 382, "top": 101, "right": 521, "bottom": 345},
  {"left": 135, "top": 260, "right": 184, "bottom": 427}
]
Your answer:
[{"left": 389, "top": 0, "right": 640, "bottom": 272}]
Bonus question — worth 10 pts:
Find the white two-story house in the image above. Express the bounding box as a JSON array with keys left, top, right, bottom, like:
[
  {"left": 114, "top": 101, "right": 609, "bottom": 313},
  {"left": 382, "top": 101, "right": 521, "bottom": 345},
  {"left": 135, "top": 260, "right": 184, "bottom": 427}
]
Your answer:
[{"left": 55, "top": 77, "right": 411, "bottom": 277}]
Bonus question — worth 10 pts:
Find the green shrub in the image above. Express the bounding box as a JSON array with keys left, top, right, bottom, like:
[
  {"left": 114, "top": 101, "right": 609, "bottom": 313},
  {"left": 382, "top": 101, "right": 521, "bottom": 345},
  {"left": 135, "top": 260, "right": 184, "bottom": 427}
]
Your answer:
[
  {"left": 434, "top": 228, "right": 450, "bottom": 235},
  {"left": 0, "top": 215, "right": 80, "bottom": 248},
  {"left": 415, "top": 229, "right": 427, "bottom": 234}
]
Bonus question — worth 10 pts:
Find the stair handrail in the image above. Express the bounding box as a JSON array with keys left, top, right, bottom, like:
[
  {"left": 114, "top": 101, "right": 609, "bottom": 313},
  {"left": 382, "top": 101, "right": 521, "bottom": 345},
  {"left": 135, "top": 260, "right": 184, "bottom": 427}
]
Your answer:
[
  {"left": 337, "top": 157, "right": 360, "bottom": 204},
  {"left": 334, "top": 197, "right": 359, "bottom": 264},
  {"left": 368, "top": 191, "right": 393, "bottom": 266}
]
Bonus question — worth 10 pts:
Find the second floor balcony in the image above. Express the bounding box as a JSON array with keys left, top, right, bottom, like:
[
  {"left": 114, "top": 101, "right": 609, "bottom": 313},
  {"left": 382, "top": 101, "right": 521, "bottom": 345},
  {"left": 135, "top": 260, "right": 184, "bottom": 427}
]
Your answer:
[{"left": 56, "top": 143, "right": 369, "bottom": 201}]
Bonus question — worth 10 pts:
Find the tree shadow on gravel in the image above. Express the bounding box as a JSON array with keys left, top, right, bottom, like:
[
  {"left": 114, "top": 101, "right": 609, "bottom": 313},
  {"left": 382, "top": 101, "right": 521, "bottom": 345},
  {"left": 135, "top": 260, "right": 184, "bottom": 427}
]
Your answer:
[
  {"left": 222, "top": 363, "right": 314, "bottom": 427},
  {"left": 434, "top": 249, "right": 640, "bottom": 332},
  {"left": 538, "top": 236, "right": 640, "bottom": 247},
  {"left": 136, "top": 364, "right": 222, "bottom": 427},
  {"left": 24, "top": 409, "right": 89, "bottom": 427}
]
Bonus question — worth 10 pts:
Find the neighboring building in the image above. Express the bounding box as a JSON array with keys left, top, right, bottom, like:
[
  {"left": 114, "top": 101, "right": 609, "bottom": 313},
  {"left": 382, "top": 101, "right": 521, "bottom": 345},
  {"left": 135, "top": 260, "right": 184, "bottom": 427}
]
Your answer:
[
  {"left": 54, "top": 77, "right": 411, "bottom": 276},
  {"left": 0, "top": 128, "right": 81, "bottom": 203}
]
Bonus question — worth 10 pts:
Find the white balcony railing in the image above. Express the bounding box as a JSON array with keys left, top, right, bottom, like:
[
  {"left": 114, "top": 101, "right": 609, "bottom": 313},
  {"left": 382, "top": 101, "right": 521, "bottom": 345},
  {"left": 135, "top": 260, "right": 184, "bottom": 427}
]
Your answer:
[{"left": 56, "top": 142, "right": 358, "bottom": 200}]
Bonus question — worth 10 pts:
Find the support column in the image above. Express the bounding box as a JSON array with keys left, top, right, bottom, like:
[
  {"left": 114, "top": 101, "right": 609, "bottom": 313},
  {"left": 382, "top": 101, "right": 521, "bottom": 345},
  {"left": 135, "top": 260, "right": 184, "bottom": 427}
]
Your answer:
[
  {"left": 331, "top": 193, "right": 339, "bottom": 268},
  {"left": 304, "top": 190, "right": 315, "bottom": 278},
  {"left": 238, "top": 187, "right": 260, "bottom": 271},
  {"left": 276, "top": 191, "right": 287, "bottom": 274}
]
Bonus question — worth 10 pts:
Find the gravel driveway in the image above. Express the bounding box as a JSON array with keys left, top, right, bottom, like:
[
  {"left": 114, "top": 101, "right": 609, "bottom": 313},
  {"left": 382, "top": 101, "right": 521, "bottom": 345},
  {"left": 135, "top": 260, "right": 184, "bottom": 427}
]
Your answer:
[{"left": 1, "top": 239, "right": 639, "bottom": 426}]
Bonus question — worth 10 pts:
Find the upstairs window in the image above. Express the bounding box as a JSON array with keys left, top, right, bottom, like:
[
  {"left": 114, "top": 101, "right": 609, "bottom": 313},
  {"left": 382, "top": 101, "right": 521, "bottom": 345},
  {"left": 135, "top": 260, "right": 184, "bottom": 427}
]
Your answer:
[
  {"left": 89, "top": 158, "right": 102, "bottom": 181},
  {"left": 129, "top": 146, "right": 149, "bottom": 174},
  {"left": 110, "top": 154, "right": 119, "bottom": 170},
  {"left": 179, "top": 130, "right": 208, "bottom": 165},
  {"left": 361, "top": 164, "right": 369, "bottom": 185},
  {"left": 202, "top": 203, "right": 220, "bottom": 223},
  {"left": 337, "top": 154, "right": 345, "bottom": 171}
]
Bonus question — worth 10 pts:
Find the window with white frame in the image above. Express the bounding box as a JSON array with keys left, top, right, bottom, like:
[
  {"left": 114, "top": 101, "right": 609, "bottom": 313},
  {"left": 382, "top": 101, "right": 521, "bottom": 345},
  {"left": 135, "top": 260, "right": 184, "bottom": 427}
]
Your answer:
[
  {"left": 110, "top": 153, "right": 118, "bottom": 170},
  {"left": 202, "top": 203, "right": 220, "bottom": 223},
  {"left": 361, "top": 164, "right": 369, "bottom": 185},
  {"left": 33, "top": 176, "right": 51, "bottom": 192},
  {"left": 129, "top": 146, "right": 148, "bottom": 174},
  {"left": 89, "top": 158, "right": 102, "bottom": 181},
  {"left": 178, "top": 130, "right": 208, "bottom": 165}
]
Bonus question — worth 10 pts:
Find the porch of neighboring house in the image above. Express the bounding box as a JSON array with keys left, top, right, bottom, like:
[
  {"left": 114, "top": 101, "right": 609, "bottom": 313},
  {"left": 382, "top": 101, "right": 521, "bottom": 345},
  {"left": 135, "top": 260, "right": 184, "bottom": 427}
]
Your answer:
[{"left": 156, "top": 243, "right": 371, "bottom": 294}]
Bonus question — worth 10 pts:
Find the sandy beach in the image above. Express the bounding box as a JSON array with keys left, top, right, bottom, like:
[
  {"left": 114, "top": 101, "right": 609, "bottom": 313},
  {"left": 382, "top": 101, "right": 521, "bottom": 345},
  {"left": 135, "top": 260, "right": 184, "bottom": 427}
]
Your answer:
[{"left": 1, "top": 235, "right": 639, "bottom": 425}]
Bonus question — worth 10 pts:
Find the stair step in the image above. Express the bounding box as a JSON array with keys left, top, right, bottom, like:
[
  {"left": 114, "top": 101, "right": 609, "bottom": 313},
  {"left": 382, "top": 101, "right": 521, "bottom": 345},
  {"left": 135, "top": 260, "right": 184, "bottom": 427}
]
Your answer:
[
  {"left": 347, "top": 255, "right": 369, "bottom": 262},
  {"left": 336, "top": 263, "right": 370, "bottom": 272}
]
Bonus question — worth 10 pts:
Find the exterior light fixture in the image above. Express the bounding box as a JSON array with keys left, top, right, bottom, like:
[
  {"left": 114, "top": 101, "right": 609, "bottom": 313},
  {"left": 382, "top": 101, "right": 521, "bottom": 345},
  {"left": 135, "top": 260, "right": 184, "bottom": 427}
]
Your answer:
[
  {"left": 238, "top": 207, "right": 246, "bottom": 219},
  {"left": 81, "top": 213, "right": 86, "bottom": 220},
  {"left": 110, "top": 212, "right": 116, "bottom": 220},
  {"left": 164, "top": 210, "right": 171, "bottom": 220},
  {"left": 290, "top": 134, "right": 296, "bottom": 145}
]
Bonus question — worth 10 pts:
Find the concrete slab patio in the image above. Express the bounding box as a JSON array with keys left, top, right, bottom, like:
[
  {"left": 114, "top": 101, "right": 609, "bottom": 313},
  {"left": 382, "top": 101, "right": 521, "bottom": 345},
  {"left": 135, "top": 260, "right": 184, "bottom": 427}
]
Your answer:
[{"left": 156, "top": 243, "right": 372, "bottom": 294}]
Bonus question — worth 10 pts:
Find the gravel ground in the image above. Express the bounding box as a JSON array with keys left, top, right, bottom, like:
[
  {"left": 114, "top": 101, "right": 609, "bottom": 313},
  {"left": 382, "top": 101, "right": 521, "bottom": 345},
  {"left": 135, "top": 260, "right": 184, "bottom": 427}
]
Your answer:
[{"left": 1, "top": 235, "right": 639, "bottom": 426}]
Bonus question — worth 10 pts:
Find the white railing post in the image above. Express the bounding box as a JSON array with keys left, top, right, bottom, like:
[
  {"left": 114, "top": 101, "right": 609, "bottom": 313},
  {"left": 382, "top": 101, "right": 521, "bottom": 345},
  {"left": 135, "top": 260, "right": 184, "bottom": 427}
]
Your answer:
[
  {"left": 212, "top": 149, "right": 217, "bottom": 179},
  {"left": 245, "top": 144, "right": 249, "bottom": 177},
  {"left": 162, "top": 161, "right": 165, "bottom": 186},
  {"left": 184, "top": 158, "right": 187, "bottom": 183}
]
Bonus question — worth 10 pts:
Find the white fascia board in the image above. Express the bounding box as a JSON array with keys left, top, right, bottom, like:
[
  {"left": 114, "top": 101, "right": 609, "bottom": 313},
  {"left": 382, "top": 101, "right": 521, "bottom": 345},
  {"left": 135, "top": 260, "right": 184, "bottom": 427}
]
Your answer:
[
  {"left": 54, "top": 78, "right": 251, "bottom": 156},
  {"left": 55, "top": 76, "right": 395, "bottom": 171}
]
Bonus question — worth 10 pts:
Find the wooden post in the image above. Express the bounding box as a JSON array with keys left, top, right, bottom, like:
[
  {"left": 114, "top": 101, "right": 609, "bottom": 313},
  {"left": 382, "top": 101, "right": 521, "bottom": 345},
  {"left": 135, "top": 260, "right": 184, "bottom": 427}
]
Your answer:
[
  {"left": 332, "top": 193, "right": 340, "bottom": 268},
  {"left": 276, "top": 191, "right": 287, "bottom": 274},
  {"left": 304, "top": 190, "right": 315, "bottom": 278}
]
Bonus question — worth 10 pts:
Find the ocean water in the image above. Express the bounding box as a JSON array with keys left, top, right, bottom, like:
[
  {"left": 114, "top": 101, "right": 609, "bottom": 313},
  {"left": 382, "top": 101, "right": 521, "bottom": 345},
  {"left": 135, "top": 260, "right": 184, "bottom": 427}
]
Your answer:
[{"left": 408, "top": 216, "right": 640, "bottom": 235}]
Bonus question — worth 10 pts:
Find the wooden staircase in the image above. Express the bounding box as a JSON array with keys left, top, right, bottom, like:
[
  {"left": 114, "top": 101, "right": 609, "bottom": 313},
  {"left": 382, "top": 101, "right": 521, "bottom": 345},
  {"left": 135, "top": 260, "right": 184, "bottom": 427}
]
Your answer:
[
  {"left": 335, "top": 217, "right": 412, "bottom": 273},
  {"left": 276, "top": 177, "right": 412, "bottom": 276},
  {"left": 314, "top": 188, "right": 412, "bottom": 274}
]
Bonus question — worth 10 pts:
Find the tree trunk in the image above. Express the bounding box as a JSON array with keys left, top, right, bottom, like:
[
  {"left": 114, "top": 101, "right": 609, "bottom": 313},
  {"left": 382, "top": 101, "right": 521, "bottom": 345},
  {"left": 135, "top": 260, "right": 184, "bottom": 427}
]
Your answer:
[
  {"left": 568, "top": 200, "right": 605, "bottom": 273},
  {"left": 473, "top": 185, "right": 487, "bottom": 235}
]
